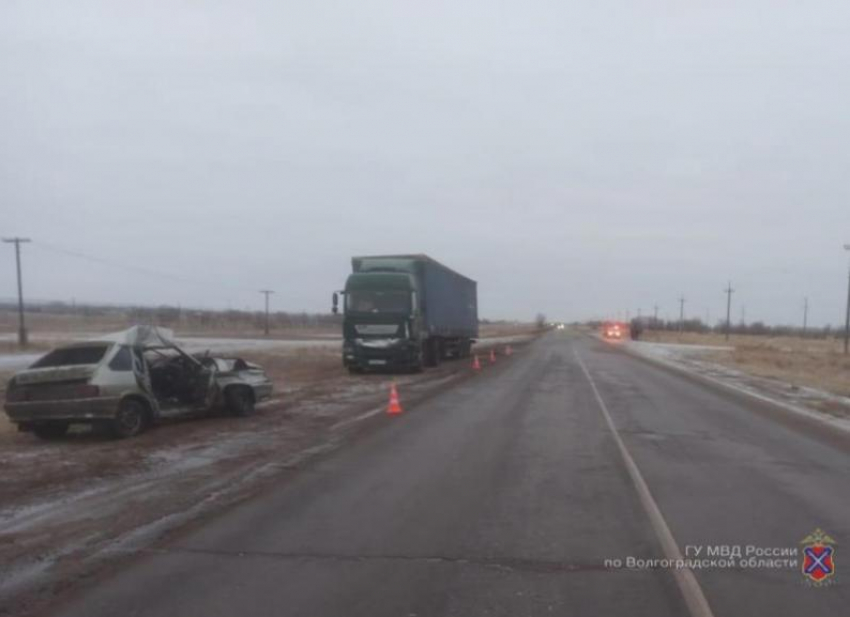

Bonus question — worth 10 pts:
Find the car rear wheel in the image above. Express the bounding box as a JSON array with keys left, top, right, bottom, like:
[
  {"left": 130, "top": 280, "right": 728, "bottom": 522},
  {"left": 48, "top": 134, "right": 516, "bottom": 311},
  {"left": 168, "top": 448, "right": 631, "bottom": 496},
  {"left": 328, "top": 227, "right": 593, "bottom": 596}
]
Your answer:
[
  {"left": 111, "top": 399, "right": 148, "bottom": 439},
  {"left": 33, "top": 421, "right": 70, "bottom": 440},
  {"left": 226, "top": 387, "right": 255, "bottom": 417}
]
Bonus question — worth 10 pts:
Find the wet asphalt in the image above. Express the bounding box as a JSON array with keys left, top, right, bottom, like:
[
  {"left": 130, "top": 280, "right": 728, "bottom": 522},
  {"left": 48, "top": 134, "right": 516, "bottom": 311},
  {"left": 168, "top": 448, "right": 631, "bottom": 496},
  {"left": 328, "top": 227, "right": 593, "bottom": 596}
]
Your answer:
[{"left": 45, "top": 333, "right": 849, "bottom": 616}]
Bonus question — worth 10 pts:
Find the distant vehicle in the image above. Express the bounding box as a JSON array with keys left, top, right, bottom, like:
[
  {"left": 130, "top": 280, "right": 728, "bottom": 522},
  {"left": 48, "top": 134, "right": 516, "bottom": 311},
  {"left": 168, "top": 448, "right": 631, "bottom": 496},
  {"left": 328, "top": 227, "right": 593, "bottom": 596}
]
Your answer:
[
  {"left": 3, "top": 326, "right": 273, "bottom": 439},
  {"left": 601, "top": 321, "right": 628, "bottom": 340},
  {"left": 556, "top": 323, "right": 566, "bottom": 330},
  {"left": 333, "top": 254, "right": 478, "bottom": 372}
]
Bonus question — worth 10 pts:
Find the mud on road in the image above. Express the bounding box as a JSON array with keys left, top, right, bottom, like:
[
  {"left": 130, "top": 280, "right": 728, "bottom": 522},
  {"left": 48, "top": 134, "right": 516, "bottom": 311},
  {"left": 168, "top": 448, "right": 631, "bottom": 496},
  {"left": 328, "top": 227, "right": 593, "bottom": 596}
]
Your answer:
[{"left": 0, "top": 337, "right": 533, "bottom": 617}]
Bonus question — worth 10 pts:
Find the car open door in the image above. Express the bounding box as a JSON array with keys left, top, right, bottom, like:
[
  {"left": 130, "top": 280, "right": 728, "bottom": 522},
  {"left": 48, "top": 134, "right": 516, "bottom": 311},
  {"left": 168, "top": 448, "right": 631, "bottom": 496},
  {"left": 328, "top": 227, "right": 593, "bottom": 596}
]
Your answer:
[
  {"left": 132, "top": 347, "right": 154, "bottom": 395},
  {"left": 176, "top": 348, "right": 217, "bottom": 409}
]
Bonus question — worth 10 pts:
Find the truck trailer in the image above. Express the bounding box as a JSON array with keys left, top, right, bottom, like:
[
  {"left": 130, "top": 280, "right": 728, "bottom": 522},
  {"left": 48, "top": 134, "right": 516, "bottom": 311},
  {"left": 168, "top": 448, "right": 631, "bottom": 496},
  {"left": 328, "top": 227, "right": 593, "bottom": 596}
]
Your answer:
[{"left": 333, "top": 254, "right": 478, "bottom": 372}]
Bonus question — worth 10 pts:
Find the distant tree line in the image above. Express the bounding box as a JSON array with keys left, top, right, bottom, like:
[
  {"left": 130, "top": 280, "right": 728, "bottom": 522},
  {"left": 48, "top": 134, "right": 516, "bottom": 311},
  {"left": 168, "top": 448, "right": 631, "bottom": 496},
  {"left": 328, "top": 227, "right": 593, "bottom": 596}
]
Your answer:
[
  {"left": 0, "top": 300, "right": 342, "bottom": 332},
  {"left": 0, "top": 300, "right": 520, "bottom": 333}
]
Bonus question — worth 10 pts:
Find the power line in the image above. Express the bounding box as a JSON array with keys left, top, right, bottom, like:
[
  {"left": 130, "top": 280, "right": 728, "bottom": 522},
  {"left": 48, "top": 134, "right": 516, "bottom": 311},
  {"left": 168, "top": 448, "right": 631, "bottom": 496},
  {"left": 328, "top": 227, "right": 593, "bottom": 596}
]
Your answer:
[
  {"left": 843, "top": 244, "right": 850, "bottom": 355},
  {"left": 802, "top": 297, "right": 808, "bottom": 335},
  {"left": 678, "top": 295, "right": 685, "bottom": 332},
  {"left": 2, "top": 237, "right": 31, "bottom": 346},
  {"left": 31, "top": 240, "right": 259, "bottom": 295},
  {"left": 724, "top": 281, "right": 734, "bottom": 341},
  {"left": 260, "top": 290, "right": 274, "bottom": 336}
]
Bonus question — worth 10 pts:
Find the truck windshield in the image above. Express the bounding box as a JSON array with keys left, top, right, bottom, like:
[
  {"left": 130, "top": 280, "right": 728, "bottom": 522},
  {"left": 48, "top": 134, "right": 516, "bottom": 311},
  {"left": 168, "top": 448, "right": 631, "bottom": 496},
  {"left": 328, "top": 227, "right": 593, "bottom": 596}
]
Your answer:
[{"left": 347, "top": 290, "right": 410, "bottom": 314}]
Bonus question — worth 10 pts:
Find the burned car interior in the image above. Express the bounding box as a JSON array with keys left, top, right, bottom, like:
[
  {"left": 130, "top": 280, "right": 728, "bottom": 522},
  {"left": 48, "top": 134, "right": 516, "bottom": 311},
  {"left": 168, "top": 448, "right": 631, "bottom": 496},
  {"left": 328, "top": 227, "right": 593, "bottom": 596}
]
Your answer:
[{"left": 145, "top": 349, "right": 212, "bottom": 409}]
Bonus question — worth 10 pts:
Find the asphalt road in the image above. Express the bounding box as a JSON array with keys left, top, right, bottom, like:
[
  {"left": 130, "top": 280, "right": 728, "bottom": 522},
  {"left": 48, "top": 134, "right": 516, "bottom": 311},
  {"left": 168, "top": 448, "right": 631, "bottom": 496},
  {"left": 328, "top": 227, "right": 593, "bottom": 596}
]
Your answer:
[{"left": 45, "top": 333, "right": 849, "bottom": 616}]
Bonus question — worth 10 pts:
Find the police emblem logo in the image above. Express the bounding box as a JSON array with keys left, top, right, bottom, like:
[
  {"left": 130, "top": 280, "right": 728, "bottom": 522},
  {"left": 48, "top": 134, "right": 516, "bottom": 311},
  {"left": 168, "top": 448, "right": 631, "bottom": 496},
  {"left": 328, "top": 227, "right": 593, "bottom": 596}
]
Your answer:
[{"left": 800, "top": 529, "right": 836, "bottom": 586}]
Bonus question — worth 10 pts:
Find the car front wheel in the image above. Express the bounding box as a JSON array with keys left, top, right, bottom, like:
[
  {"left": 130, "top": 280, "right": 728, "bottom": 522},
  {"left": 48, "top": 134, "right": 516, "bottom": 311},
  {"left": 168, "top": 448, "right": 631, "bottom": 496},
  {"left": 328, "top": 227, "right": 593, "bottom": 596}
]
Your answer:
[{"left": 226, "top": 387, "right": 255, "bottom": 417}]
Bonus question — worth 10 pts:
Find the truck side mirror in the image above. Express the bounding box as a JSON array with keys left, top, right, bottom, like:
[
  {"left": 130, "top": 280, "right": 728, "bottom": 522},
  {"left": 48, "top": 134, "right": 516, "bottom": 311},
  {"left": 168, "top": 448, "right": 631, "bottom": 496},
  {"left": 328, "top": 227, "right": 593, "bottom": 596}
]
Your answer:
[{"left": 332, "top": 292, "right": 339, "bottom": 315}]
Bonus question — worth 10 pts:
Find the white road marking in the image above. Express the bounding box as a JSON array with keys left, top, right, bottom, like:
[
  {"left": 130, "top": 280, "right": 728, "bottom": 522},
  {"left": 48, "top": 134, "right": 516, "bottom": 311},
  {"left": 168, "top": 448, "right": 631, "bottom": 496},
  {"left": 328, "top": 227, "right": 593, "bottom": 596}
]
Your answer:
[
  {"left": 331, "top": 406, "right": 385, "bottom": 430},
  {"left": 574, "top": 349, "right": 715, "bottom": 617}
]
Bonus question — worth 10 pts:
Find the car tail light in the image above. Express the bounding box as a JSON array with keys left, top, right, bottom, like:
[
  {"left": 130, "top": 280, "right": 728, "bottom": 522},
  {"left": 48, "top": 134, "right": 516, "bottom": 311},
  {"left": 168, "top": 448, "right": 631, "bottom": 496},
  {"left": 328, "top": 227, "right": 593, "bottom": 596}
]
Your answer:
[
  {"left": 72, "top": 385, "right": 100, "bottom": 398},
  {"left": 5, "top": 380, "right": 23, "bottom": 402}
]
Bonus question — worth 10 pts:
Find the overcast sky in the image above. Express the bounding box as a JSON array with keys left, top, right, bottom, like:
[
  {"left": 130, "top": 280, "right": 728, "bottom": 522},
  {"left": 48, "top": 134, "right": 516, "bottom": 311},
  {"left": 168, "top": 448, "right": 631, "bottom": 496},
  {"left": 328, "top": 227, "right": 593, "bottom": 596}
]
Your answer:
[{"left": 2, "top": 0, "right": 849, "bottom": 325}]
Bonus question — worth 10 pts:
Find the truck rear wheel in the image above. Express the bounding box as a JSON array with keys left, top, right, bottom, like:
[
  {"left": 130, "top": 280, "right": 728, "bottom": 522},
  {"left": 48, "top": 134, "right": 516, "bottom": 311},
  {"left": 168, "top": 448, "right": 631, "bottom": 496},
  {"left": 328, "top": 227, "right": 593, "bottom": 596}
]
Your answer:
[
  {"left": 409, "top": 350, "right": 424, "bottom": 373},
  {"left": 424, "top": 339, "right": 441, "bottom": 367}
]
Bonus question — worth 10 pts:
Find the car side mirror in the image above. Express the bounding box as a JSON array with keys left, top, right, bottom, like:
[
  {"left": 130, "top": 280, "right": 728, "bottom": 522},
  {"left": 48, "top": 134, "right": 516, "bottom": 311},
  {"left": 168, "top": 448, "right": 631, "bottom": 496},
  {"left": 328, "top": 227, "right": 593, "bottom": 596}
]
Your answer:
[{"left": 332, "top": 292, "right": 339, "bottom": 315}]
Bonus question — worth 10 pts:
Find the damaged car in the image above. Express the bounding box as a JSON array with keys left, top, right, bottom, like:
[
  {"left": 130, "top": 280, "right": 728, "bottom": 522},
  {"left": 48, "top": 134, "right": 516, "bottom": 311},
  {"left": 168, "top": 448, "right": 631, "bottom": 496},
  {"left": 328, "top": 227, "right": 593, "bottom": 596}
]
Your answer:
[{"left": 3, "top": 326, "right": 273, "bottom": 439}]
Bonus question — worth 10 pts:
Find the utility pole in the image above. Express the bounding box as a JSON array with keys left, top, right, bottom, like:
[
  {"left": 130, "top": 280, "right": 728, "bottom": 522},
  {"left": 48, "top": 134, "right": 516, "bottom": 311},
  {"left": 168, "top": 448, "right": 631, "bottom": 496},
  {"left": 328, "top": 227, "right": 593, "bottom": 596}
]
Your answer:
[
  {"left": 724, "top": 281, "right": 734, "bottom": 341},
  {"left": 844, "top": 245, "right": 850, "bottom": 355},
  {"left": 3, "top": 237, "right": 31, "bottom": 346},
  {"left": 802, "top": 297, "right": 808, "bottom": 336},
  {"left": 259, "top": 289, "right": 274, "bottom": 337},
  {"left": 678, "top": 295, "right": 685, "bottom": 332}
]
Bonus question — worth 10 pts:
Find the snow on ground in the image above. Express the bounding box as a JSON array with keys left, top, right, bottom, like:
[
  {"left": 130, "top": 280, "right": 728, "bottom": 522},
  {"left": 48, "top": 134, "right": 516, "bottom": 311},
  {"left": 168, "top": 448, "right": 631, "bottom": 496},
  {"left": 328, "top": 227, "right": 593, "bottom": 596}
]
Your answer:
[
  {"left": 176, "top": 335, "right": 340, "bottom": 353},
  {"left": 624, "top": 339, "right": 850, "bottom": 435},
  {"left": 0, "top": 354, "right": 42, "bottom": 371},
  {"left": 0, "top": 332, "right": 531, "bottom": 371}
]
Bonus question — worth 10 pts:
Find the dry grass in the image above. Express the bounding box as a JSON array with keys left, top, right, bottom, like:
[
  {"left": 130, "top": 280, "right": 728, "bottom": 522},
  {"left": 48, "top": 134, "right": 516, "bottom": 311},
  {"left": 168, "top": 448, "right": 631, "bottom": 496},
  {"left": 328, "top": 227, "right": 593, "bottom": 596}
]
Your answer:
[
  {"left": 240, "top": 347, "right": 343, "bottom": 387},
  {"left": 0, "top": 318, "right": 339, "bottom": 341},
  {"left": 479, "top": 322, "right": 540, "bottom": 338},
  {"left": 1, "top": 312, "right": 537, "bottom": 343},
  {"left": 0, "top": 312, "right": 130, "bottom": 334},
  {"left": 0, "top": 340, "right": 53, "bottom": 355},
  {"left": 0, "top": 369, "right": 14, "bottom": 435},
  {"left": 642, "top": 331, "right": 850, "bottom": 399}
]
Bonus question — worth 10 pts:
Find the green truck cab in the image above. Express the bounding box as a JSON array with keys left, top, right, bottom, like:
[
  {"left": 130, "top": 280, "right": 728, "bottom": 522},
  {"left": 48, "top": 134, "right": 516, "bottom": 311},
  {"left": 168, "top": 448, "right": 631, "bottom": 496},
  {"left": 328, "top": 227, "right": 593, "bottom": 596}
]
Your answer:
[{"left": 333, "top": 255, "right": 478, "bottom": 372}]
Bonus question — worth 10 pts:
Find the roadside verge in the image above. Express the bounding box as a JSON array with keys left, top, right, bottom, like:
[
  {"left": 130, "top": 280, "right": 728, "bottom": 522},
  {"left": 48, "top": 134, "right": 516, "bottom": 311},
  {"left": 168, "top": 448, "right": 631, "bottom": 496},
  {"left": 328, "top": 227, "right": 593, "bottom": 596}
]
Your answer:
[
  {"left": 0, "top": 335, "right": 534, "bottom": 617},
  {"left": 605, "top": 337, "right": 850, "bottom": 441}
]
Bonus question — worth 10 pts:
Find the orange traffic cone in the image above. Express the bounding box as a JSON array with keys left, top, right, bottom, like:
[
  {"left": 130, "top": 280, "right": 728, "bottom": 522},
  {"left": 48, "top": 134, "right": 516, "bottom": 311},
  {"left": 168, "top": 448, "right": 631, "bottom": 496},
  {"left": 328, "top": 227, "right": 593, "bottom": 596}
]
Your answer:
[
  {"left": 472, "top": 354, "right": 481, "bottom": 371},
  {"left": 489, "top": 348, "right": 497, "bottom": 363},
  {"left": 387, "top": 382, "right": 403, "bottom": 415},
  {"left": 505, "top": 345, "right": 513, "bottom": 356}
]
